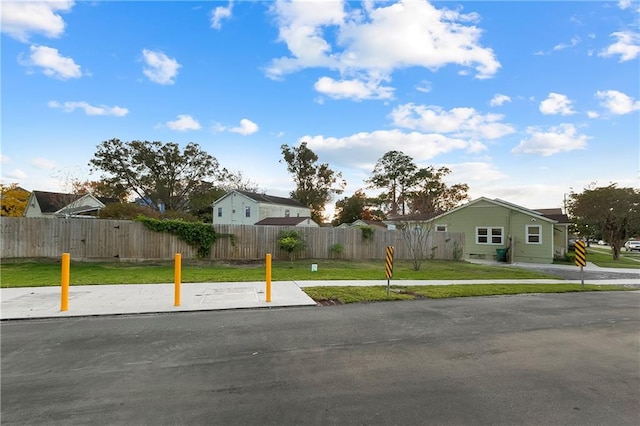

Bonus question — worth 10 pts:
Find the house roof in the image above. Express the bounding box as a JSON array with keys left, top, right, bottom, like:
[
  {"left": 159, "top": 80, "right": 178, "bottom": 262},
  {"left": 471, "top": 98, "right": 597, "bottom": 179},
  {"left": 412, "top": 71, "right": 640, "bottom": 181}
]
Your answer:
[
  {"left": 352, "top": 219, "right": 388, "bottom": 228},
  {"left": 533, "top": 208, "right": 571, "bottom": 224},
  {"left": 429, "top": 197, "right": 560, "bottom": 224},
  {"left": 214, "top": 190, "right": 308, "bottom": 208},
  {"left": 254, "top": 217, "right": 316, "bottom": 226},
  {"left": 29, "top": 191, "right": 117, "bottom": 216}
]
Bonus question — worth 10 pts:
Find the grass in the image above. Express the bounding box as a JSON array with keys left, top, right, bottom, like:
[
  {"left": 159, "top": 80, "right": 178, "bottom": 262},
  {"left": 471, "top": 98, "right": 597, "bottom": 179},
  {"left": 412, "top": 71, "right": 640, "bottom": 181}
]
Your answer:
[
  {"left": 304, "top": 284, "right": 636, "bottom": 304},
  {"left": 558, "top": 248, "right": 640, "bottom": 268},
  {"left": 0, "top": 258, "right": 563, "bottom": 288}
]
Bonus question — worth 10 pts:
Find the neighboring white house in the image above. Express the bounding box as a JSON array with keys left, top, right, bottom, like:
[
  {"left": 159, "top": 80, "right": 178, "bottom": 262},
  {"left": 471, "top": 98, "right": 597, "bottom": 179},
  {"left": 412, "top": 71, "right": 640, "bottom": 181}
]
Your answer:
[
  {"left": 212, "top": 190, "right": 312, "bottom": 225},
  {"left": 23, "top": 191, "right": 114, "bottom": 218}
]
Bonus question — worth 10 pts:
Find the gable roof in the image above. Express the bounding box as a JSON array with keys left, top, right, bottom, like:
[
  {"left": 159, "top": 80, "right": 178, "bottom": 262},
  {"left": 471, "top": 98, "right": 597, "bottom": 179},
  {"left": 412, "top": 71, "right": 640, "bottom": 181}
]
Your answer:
[
  {"left": 351, "top": 219, "right": 388, "bottom": 228},
  {"left": 254, "top": 217, "right": 316, "bottom": 226},
  {"left": 31, "top": 191, "right": 84, "bottom": 213},
  {"left": 214, "top": 190, "right": 307, "bottom": 208},
  {"left": 431, "top": 197, "right": 559, "bottom": 224}
]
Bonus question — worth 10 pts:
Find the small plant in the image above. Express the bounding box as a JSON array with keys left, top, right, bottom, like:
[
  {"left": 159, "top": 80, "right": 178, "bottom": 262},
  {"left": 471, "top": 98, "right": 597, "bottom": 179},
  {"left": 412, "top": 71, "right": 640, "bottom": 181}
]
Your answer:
[
  {"left": 359, "top": 226, "right": 374, "bottom": 241},
  {"left": 278, "top": 230, "right": 305, "bottom": 264},
  {"left": 330, "top": 243, "right": 345, "bottom": 259}
]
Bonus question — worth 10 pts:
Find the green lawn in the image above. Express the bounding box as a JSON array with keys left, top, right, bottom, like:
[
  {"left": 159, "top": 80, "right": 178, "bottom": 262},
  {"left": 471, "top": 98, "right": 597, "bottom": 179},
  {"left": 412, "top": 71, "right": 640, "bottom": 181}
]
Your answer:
[
  {"left": 0, "top": 259, "right": 562, "bottom": 288},
  {"left": 559, "top": 248, "right": 640, "bottom": 268},
  {"left": 304, "top": 284, "right": 636, "bottom": 304}
]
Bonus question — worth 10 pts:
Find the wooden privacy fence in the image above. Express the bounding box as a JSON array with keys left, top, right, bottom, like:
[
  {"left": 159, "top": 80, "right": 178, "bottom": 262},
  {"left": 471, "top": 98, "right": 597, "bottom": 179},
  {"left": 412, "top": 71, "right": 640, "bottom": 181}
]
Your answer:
[{"left": 1, "top": 218, "right": 464, "bottom": 261}]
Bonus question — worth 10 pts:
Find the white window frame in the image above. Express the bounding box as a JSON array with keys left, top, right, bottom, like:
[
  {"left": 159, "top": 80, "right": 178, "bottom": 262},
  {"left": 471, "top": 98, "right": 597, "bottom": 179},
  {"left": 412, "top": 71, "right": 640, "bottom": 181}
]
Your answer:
[
  {"left": 285, "top": 209, "right": 290, "bottom": 217},
  {"left": 245, "top": 206, "right": 251, "bottom": 218},
  {"left": 476, "top": 226, "right": 504, "bottom": 245},
  {"left": 217, "top": 207, "right": 222, "bottom": 217},
  {"left": 526, "top": 224, "right": 542, "bottom": 244},
  {"left": 435, "top": 224, "right": 447, "bottom": 232}
]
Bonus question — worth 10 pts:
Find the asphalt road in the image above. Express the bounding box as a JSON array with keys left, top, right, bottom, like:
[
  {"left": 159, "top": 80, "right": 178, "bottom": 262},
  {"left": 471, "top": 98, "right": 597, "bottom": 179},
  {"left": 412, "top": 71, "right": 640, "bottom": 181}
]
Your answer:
[{"left": 2, "top": 292, "right": 639, "bottom": 425}]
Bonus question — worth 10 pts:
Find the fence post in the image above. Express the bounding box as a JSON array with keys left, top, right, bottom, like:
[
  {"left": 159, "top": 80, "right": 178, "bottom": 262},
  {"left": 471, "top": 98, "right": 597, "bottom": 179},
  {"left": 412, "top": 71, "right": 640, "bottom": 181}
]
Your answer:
[
  {"left": 60, "top": 253, "right": 70, "bottom": 311},
  {"left": 174, "top": 253, "right": 181, "bottom": 306}
]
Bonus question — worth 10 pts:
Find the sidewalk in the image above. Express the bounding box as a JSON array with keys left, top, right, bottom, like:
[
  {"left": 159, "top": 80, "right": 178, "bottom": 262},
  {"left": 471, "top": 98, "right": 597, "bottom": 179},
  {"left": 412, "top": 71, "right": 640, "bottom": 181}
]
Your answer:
[{"left": 2, "top": 274, "right": 638, "bottom": 320}]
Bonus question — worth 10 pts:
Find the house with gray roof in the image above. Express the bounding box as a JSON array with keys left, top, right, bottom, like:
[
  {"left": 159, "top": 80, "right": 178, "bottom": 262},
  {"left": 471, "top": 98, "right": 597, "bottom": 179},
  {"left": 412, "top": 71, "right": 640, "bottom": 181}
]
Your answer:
[
  {"left": 212, "top": 190, "right": 313, "bottom": 226},
  {"left": 23, "top": 191, "right": 118, "bottom": 218}
]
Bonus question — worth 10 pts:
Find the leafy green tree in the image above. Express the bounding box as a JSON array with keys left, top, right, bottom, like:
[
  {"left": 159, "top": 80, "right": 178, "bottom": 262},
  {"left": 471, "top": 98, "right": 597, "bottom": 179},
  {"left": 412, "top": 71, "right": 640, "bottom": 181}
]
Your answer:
[
  {"left": 567, "top": 184, "right": 640, "bottom": 260},
  {"left": 366, "top": 150, "right": 417, "bottom": 216},
  {"left": 409, "top": 166, "right": 469, "bottom": 216},
  {"left": 280, "top": 142, "right": 346, "bottom": 223},
  {"left": 0, "top": 183, "right": 29, "bottom": 217},
  {"left": 89, "top": 139, "right": 220, "bottom": 212},
  {"left": 332, "top": 189, "right": 384, "bottom": 226}
]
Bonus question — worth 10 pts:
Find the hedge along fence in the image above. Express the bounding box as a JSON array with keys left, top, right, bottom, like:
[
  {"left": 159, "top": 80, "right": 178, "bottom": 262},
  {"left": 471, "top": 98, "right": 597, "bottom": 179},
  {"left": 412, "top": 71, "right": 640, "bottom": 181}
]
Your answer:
[{"left": 0, "top": 217, "right": 464, "bottom": 261}]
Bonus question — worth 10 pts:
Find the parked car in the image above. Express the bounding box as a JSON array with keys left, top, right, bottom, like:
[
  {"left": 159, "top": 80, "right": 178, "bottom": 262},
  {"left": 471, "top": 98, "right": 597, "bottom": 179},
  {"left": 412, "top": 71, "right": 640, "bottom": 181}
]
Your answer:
[
  {"left": 624, "top": 240, "right": 640, "bottom": 252},
  {"left": 568, "top": 238, "right": 577, "bottom": 251}
]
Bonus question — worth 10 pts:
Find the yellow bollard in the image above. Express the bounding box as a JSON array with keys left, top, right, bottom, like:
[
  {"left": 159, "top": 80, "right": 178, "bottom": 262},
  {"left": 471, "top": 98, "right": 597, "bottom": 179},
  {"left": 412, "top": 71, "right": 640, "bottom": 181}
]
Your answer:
[
  {"left": 61, "top": 253, "right": 70, "bottom": 311},
  {"left": 266, "top": 253, "right": 272, "bottom": 302},
  {"left": 174, "top": 253, "right": 181, "bottom": 306}
]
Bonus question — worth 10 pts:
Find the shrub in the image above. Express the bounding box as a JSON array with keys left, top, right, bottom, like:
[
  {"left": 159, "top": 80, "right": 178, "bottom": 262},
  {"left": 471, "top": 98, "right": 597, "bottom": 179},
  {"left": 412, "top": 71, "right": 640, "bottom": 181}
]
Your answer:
[
  {"left": 137, "top": 216, "right": 217, "bottom": 258},
  {"left": 278, "top": 230, "right": 305, "bottom": 262}
]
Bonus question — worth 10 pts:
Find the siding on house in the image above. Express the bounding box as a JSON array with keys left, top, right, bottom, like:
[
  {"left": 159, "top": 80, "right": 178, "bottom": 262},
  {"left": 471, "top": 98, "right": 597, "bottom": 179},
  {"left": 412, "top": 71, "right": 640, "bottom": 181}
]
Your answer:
[
  {"left": 432, "top": 198, "right": 559, "bottom": 264},
  {"left": 212, "top": 190, "right": 311, "bottom": 225}
]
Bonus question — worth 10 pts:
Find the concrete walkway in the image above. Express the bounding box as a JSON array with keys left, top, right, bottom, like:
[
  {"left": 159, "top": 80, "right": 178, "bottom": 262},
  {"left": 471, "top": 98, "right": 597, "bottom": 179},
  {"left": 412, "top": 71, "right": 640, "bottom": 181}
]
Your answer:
[{"left": 2, "top": 268, "right": 638, "bottom": 320}]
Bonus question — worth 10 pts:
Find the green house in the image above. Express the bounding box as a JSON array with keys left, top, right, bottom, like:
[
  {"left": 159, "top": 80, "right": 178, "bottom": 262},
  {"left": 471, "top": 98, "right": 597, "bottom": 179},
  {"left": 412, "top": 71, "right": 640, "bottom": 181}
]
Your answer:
[{"left": 428, "top": 198, "right": 571, "bottom": 264}]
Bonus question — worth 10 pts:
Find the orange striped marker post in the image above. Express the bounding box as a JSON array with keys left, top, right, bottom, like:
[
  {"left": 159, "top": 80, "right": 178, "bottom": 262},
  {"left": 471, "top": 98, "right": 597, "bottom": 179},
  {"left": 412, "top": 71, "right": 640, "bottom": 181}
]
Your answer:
[
  {"left": 385, "top": 246, "right": 394, "bottom": 297},
  {"left": 574, "top": 240, "right": 586, "bottom": 288}
]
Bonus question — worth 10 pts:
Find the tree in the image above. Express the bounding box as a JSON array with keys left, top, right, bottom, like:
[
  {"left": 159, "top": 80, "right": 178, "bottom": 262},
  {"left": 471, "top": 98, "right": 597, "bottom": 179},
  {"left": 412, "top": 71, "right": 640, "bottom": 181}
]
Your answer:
[
  {"left": 400, "top": 220, "right": 434, "bottom": 271},
  {"left": 0, "top": 183, "right": 30, "bottom": 216},
  {"left": 71, "top": 179, "right": 130, "bottom": 201},
  {"left": 408, "top": 166, "right": 469, "bottom": 216},
  {"left": 567, "top": 184, "right": 640, "bottom": 260},
  {"left": 280, "top": 142, "right": 346, "bottom": 223},
  {"left": 332, "top": 189, "right": 384, "bottom": 226},
  {"left": 89, "top": 139, "right": 220, "bottom": 212},
  {"left": 366, "top": 151, "right": 416, "bottom": 217}
]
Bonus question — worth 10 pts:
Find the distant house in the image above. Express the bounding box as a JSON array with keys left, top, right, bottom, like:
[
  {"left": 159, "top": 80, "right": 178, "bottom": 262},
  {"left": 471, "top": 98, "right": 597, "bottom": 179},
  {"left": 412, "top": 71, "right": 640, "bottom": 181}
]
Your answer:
[
  {"left": 23, "top": 191, "right": 117, "bottom": 218},
  {"left": 212, "top": 190, "right": 312, "bottom": 225},
  {"left": 254, "top": 217, "right": 319, "bottom": 227},
  {"left": 426, "top": 197, "right": 571, "bottom": 264},
  {"left": 337, "top": 219, "right": 395, "bottom": 230}
]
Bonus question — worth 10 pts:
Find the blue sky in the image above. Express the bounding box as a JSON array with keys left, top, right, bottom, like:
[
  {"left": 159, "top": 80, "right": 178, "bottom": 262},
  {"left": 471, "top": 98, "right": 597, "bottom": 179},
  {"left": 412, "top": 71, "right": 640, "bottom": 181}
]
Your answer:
[{"left": 1, "top": 0, "right": 639, "bottom": 215}]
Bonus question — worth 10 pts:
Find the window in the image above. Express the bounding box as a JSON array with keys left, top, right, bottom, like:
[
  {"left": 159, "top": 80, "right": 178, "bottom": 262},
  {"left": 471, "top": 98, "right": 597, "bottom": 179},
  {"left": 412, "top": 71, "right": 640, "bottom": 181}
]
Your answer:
[
  {"left": 217, "top": 207, "right": 222, "bottom": 217},
  {"left": 285, "top": 209, "right": 290, "bottom": 217},
  {"left": 245, "top": 206, "right": 251, "bottom": 218},
  {"left": 526, "top": 225, "right": 541, "bottom": 244},
  {"left": 436, "top": 225, "right": 447, "bottom": 232},
  {"left": 476, "top": 227, "right": 503, "bottom": 244}
]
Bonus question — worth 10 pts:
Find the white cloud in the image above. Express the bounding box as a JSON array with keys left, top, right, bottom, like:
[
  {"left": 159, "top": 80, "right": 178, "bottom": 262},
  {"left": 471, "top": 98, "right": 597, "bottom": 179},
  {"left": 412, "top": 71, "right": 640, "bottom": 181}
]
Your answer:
[
  {"left": 448, "top": 162, "right": 508, "bottom": 184},
  {"left": 314, "top": 76, "right": 394, "bottom": 100},
  {"left": 512, "top": 124, "right": 588, "bottom": 156},
  {"left": 595, "top": 90, "right": 640, "bottom": 114},
  {"left": 599, "top": 31, "right": 640, "bottom": 62},
  {"left": 618, "top": 0, "right": 632, "bottom": 10},
  {"left": 230, "top": 119, "right": 259, "bottom": 135},
  {"left": 211, "top": 1, "right": 233, "bottom": 29},
  {"left": 166, "top": 114, "right": 201, "bottom": 131},
  {"left": 303, "top": 129, "right": 472, "bottom": 170},
  {"left": 267, "top": 0, "right": 500, "bottom": 99},
  {"left": 19, "top": 45, "right": 82, "bottom": 79},
  {"left": 0, "top": 154, "right": 10, "bottom": 164},
  {"left": 539, "top": 93, "right": 576, "bottom": 115},
  {"left": 142, "top": 49, "right": 181, "bottom": 85},
  {"left": 0, "top": 0, "right": 73, "bottom": 42},
  {"left": 416, "top": 80, "right": 432, "bottom": 93},
  {"left": 390, "top": 103, "right": 515, "bottom": 140},
  {"left": 31, "top": 158, "right": 56, "bottom": 170},
  {"left": 553, "top": 36, "right": 580, "bottom": 51},
  {"left": 586, "top": 111, "right": 599, "bottom": 119},
  {"left": 489, "top": 94, "right": 511, "bottom": 107},
  {"left": 4, "top": 169, "right": 27, "bottom": 180},
  {"left": 48, "top": 100, "right": 128, "bottom": 117}
]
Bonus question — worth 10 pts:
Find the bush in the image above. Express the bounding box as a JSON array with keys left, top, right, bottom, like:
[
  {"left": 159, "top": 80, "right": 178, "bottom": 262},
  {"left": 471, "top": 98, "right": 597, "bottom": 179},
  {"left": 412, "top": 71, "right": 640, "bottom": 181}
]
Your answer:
[
  {"left": 279, "top": 230, "right": 305, "bottom": 262},
  {"left": 137, "top": 216, "right": 217, "bottom": 258}
]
